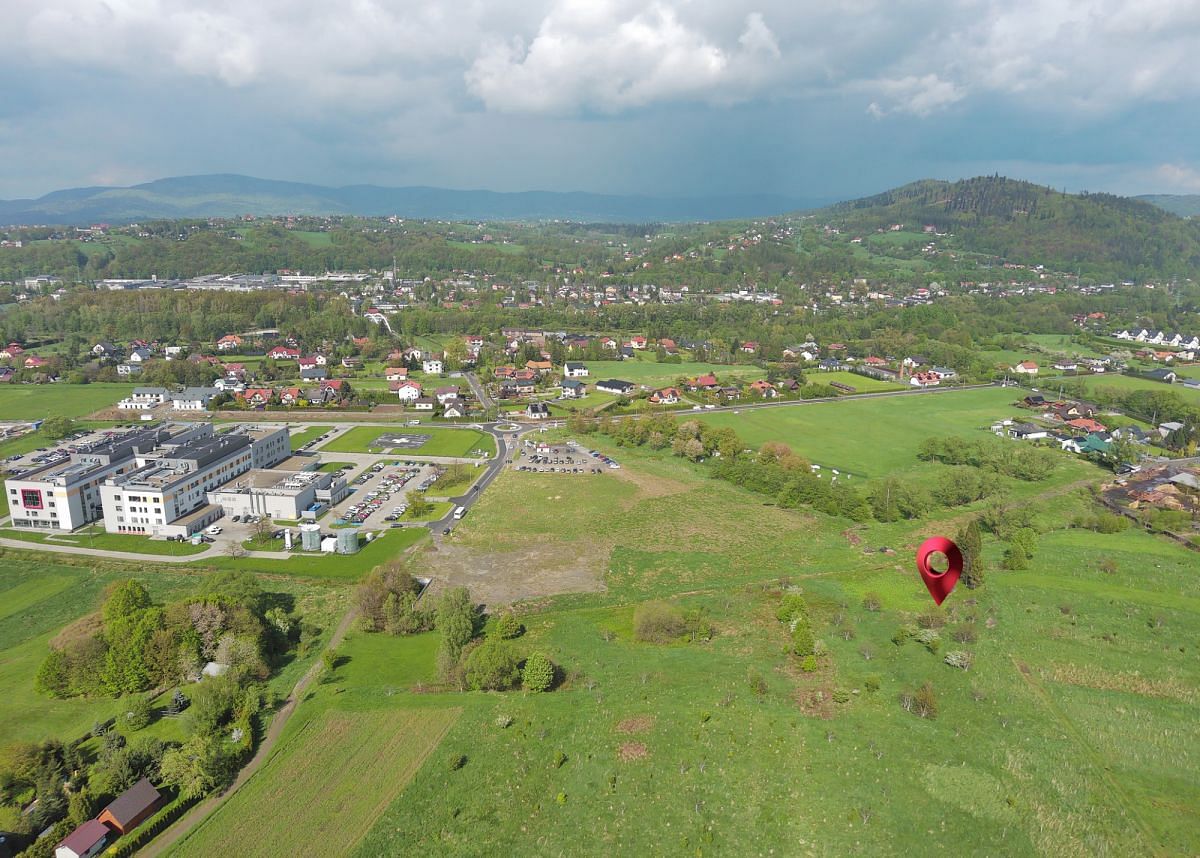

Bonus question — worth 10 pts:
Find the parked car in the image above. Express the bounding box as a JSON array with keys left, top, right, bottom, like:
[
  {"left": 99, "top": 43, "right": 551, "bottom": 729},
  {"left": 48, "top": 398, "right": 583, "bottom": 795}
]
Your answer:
[{"left": 206, "top": 525, "right": 223, "bottom": 535}]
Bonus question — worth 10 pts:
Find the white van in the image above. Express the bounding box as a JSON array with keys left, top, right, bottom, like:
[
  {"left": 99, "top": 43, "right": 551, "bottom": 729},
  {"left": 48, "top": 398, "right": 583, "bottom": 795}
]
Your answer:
[{"left": 453, "top": 506, "right": 466, "bottom": 520}]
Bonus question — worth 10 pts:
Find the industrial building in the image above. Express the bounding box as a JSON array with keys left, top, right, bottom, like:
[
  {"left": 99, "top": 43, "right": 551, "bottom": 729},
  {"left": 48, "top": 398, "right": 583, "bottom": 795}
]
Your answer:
[{"left": 207, "top": 468, "right": 349, "bottom": 521}]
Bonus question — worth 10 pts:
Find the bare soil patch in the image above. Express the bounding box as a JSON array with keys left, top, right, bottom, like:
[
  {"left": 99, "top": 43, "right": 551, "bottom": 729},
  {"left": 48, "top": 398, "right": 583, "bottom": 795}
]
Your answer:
[
  {"left": 618, "top": 741, "right": 649, "bottom": 762},
  {"left": 615, "top": 716, "right": 655, "bottom": 734},
  {"left": 610, "top": 467, "right": 690, "bottom": 506},
  {"left": 420, "top": 540, "right": 608, "bottom": 607}
]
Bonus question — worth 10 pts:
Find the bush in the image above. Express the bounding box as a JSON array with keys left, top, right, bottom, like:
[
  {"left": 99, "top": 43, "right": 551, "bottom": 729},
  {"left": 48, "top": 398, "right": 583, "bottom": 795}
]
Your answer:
[
  {"left": 122, "top": 695, "right": 153, "bottom": 731},
  {"left": 791, "top": 620, "right": 816, "bottom": 657},
  {"left": 832, "top": 688, "right": 850, "bottom": 704},
  {"left": 891, "top": 625, "right": 916, "bottom": 646},
  {"left": 464, "top": 639, "right": 520, "bottom": 691},
  {"left": 863, "top": 674, "right": 881, "bottom": 693},
  {"left": 521, "top": 652, "right": 555, "bottom": 692},
  {"left": 632, "top": 602, "right": 686, "bottom": 644},
  {"left": 861, "top": 592, "right": 881, "bottom": 612},
  {"left": 944, "top": 651, "right": 973, "bottom": 670},
  {"left": 776, "top": 592, "right": 808, "bottom": 624},
  {"left": 493, "top": 613, "right": 525, "bottom": 640},
  {"left": 916, "top": 629, "right": 941, "bottom": 653},
  {"left": 799, "top": 654, "right": 818, "bottom": 672}
]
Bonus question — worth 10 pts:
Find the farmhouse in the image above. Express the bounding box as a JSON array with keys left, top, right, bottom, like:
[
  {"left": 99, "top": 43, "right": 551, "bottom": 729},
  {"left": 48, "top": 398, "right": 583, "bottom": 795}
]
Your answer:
[
  {"left": 268, "top": 346, "right": 300, "bottom": 360},
  {"left": 596, "top": 379, "right": 635, "bottom": 395},
  {"left": 1143, "top": 368, "right": 1177, "bottom": 384},
  {"left": 216, "top": 334, "right": 243, "bottom": 351},
  {"left": 385, "top": 367, "right": 408, "bottom": 381},
  {"left": 392, "top": 380, "right": 422, "bottom": 401},
  {"left": 1009, "top": 423, "right": 1048, "bottom": 441}
]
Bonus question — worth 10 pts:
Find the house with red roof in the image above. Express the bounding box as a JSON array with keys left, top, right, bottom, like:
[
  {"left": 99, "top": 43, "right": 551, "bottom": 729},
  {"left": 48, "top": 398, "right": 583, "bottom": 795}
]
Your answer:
[
  {"left": 689, "top": 373, "right": 720, "bottom": 391},
  {"left": 55, "top": 818, "right": 110, "bottom": 858},
  {"left": 649, "top": 387, "right": 681, "bottom": 404},
  {"left": 0, "top": 342, "right": 24, "bottom": 360},
  {"left": 279, "top": 387, "right": 304, "bottom": 405},
  {"left": 1012, "top": 360, "right": 1039, "bottom": 375},
  {"left": 240, "top": 387, "right": 274, "bottom": 406},
  {"left": 384, "top": 367, "right": 408, "bottom": 381},
  {"left": 216, "top": 334, "right": 243, "bottom": 351},
  {"left": 749, "top": 379, "right": 777, "bottom": 397},
  {"left": 267, "top": 346, "right": 300, "bottom": 360},
  {"left": 1066, "top": 417, "right": 1107, "bottom": 434},
  {"left": 864, "top": 356, "right": 888, "bottom": 367},
  {"left": 741, "top": 341, "right": 759, "bottom": 354},
  {"left": 23, "top": 355, "right": 50, "bottom": 369}
]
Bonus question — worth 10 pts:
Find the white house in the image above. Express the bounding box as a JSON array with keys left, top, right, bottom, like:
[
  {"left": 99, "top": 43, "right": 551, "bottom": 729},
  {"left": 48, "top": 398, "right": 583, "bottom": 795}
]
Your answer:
[
  {"left": 55, "top": 819, "right": 110, "bottom": 858},
  {"left": 116, "top": 363, "right": 143, "bottom": 376},
  {"left": 563, "top": 361, "right": 589, "bottom": 378},
  {"left": 422, "top": 358, "right": 444, "bottom": 375},
  {"left": 393, "top": 381, "right": 422, "bottom": 401},
  {"left": 116, "top": 387, "right": 170, "bottom": 410},
  {"left": 1012, "top": 361, "right": 1039, "bottom": 375},
  {"left": 172, "top": 387, "right": 219, "bottom": 411},
  {"left": 127, "top": 347, "right": 151, "bottom": 363}
]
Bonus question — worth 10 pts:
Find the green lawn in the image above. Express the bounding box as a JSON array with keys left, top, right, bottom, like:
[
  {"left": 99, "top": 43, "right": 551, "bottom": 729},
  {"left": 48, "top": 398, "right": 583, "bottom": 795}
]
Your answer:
[
  {"left": 288, "top": 425, "right": 331, "bottom": 450},
  {"left": 0, "top": 528, "right": 208, "bottom": 555},
  {"left": 319, "top": 426, "right": 496, "bottom": 458},
  {"left": 197, "top": 526, "right": 428, "bottom": 579},
  {"left": 581, "top": 360, "right": 761, "bottom": 389},
  {"left": 696, "top": 386, "right": 1032, "bottom": 478},
  {"left": 816, "top": 369, "right": 907, "bottom": 393},
  {"left": 398, "top": 502, "right": 453, "bottom": 522},
  {"left": 0, "top": 383, "right": 134, "bottom": 420},
  {"left": 317, "top": 460, "right": 356, "bottom": 472},
  {"left": 1064, "top": 372, "right": 1200, "bottom": 406}
]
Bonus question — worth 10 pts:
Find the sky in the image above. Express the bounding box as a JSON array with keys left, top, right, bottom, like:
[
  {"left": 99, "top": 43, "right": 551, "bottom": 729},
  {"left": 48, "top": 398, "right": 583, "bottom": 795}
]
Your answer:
[{"left": 2, "top": 0, "right": 1200, "bottom": 201}]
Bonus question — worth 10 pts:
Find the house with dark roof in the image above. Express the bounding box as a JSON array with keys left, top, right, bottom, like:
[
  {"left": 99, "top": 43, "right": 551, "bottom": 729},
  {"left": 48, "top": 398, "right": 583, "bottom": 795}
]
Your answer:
[
  {"left": 54, "top": 819, "right": 110, "bottom": 858},
  {"left": 526, "top": 401, "right": 551, "bottom": 419},
  {"left": 595, "top": 379, "right": 635, "bottom": 395},
  {"left": 97, "top": 777, "right": 163, "bottom": 836},
  {"left": 561, "top": 379, "right": 586, "bottom": 398},
  {"left": 1009, "top": 423, "right": 1048, "bottom": 441},
  {"left": 1143, "top": 368, "right": 1177, "bottom": 384}
]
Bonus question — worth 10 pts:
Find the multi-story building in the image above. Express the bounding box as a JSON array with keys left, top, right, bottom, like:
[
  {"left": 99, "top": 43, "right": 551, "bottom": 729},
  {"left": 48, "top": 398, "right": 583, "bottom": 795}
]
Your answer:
[
  {"left": 99, "top": 426, "right": 288, "bottom": 538},
  {"left": 5, "top": 424, "right": 208, "bottom": 531}
]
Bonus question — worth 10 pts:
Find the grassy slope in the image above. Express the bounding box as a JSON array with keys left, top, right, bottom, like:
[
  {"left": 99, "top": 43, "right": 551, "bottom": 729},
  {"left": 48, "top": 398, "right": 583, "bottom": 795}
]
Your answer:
[
  {"left": 1067, "top": 372, "right": 1200, "bottom": 406},
  {"left": 581, "top": 360, "right": 761, "bottom": 388}
]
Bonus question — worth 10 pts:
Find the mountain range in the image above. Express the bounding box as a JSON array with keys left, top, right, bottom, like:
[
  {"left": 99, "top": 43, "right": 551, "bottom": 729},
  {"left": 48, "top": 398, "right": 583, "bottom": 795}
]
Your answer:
[
  {"left": 0, "top": 175, "right": 827, "bottom": 226},
  {"left": 1134, "top": 194, "right": 1200, "bottom": 218}
]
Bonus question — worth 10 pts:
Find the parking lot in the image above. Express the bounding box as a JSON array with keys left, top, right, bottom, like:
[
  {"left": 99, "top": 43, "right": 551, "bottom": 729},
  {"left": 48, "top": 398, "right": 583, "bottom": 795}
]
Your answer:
[
  {"left": 513, "top": 441, "right": 619, "bottom": 475},
  {"left": 327, "top": 460, "right": 445, "bottom": 530}
]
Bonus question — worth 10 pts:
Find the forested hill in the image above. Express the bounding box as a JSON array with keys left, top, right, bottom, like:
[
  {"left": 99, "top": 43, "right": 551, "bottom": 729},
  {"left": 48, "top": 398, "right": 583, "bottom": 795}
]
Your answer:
[
  {"left": 0, "top": 174, "right": 820, "bottom": 225},
  {"left": 1137, "top": 194, "right": 1200, "bottom": 218},
  {"left": 822, "top": 176, "right": 1200, "bottom": 279}
]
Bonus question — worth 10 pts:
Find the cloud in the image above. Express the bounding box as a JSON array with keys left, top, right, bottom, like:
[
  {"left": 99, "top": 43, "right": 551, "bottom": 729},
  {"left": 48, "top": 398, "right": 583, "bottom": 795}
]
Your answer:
[
  {"left": 466, "top": 2, "right": 783, "bottom": 113},
  {"left": 866, "top": 74, "right": 965, "bottom": 118},
  {"left": 1151, "top": 163, "right": 1200, "bottom": 194}
]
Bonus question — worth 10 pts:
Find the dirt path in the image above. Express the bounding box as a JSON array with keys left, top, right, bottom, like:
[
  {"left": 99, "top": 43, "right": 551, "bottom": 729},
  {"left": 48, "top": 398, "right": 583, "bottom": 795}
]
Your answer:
[{"left": 139, "top": 605, "right": 359, "bottom": 857}]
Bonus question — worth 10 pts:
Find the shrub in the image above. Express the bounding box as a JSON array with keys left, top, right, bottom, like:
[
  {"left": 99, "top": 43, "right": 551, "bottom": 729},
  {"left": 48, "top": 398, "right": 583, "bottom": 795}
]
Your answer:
[
  {"left": 861, "top": 592, "right": 882, "bottom": 612},
  {"left": 493, "top": 613, "right": 525, "bottom": 640},
  {"left": 122, "top": 695, "right": 153, "bottom": 731},
  {"left": 449, "top": 754, "right": 467, "bottom": 771},
  {"left": 944, "top": 651, "right": 973, "bottom": 670},
  {"left": 916, "top": 629, "right": 941, "bottom": 653},
  {"left": 632, "top": 602, "right": 686, "bottom": 644},
  {"left": 791, "top": 620, "right": 816, "bottom": 657},
  {"left": 799, "top": 654, "right": 818, "bottom": 672},
  {"left": 863, "top": 674, "right": 881, "bottom": 693},
  {"left": 521, "top": 652, "right": 555, "bottom": 692},
  {"left": 832, "top": 688, "right": 850, "bottom": 704},
  {"left": 891, "top": 625, "right": 916, "bottom": 646},
  {"left": 776, "top": 592, "right": 808, "bottom": 624},
  {"left": 913, "top": 682, "right": 938, "bottom": 718},
  {"left": 464, "top": 639, "right": 520, "bottom": 691},
  {"left": 553, "top": 751, "right": 567, "bottom": 769}
]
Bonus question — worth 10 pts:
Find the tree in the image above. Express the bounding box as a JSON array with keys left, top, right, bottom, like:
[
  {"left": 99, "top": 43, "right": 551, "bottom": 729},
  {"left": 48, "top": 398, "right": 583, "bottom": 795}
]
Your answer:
[
  {"left": 956, "top": 518, "right": 985, "bottom": 589},
  {"left": 406, "top": 490, "right": 432, "bottom": 519},
  {"left": 492, "top": 612, "right": 524, "bottom": 640},
  {"left": 522, "top": 652, "right": 555, "bottom": 692},
  {"left": 40, "top": 415, "right": 76, "bottom": 440},
  {"left": 159, "top": 734, "right": 236, "bottom": 799},
  {"left": 464, "top": 638, "right": 520, "bottom": 691},
  {"left": 436, "top": 587, "right": 476, "bottom": 676},
  {"left": 632, "top": 602, "right": 686, "bottom": 643}
]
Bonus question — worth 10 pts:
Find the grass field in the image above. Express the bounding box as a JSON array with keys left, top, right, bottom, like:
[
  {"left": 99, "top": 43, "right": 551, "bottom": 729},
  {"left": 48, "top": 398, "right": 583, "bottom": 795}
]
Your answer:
[
  {"left": 582, "top": 360, "right": 761, "bottom": 388},
  {"left": 1064, "top": 372, "right": 1200, "bottom": 406},
  {"left": 0, "top": 384, "right": 134, "bottom": 419},
  {"left": 696, "top": 386, "right": 1030, "bottom": 477},
  {"left": 398, "top": 501, "right": 453, "bottom": 522},
  {"left": 171, "top": 706, "right": 458, "bottom": 858},
  {"left": 337, "top": 432, "right": 1199, "bottom": 855},
  {"left": 288, "top": 425, "right": 330, "bottom": 450},
  {"left": 816, "top": 369, "right": 907, "bottom": 393},
  {"left": 319, "top": 426, "right": 496, "bottom": 458},
  {"left": 197, "top": 526, "right": 428, "bottom": 578},
  {"left": 0, "top": 528, "right": 208, "bottom": 555}
]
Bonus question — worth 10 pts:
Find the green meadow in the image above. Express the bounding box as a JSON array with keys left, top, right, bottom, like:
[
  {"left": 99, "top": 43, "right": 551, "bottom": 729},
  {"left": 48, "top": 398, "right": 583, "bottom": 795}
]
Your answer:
[{"left": 319, "top": 425, "right": 496, "bottom": 458}]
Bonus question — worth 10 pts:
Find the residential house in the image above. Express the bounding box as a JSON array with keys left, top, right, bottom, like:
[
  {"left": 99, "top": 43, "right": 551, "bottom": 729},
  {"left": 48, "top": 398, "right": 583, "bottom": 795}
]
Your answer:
[
  {"left": 909, "top": 372, "right": 941, "bottom": 387},
  {"left": 561, "top": 379, "right": 586, "bottom": 399},
  {"left": 216, "top": 335, "right": 243, "bottom": 351},
  {"left": 24, "top": 355, "right": 50, "bottom": 369},
  {"left": 267, "top": 346, "right": 300, "bottom": 360},
  {"left": 92, "top": 340, "right": 118, "bottom": 358},
  {"left": 563, "top": 361, "right": 589, "bottom": 378},
  {"left": 596, "top": 379, "right": 635, "bottom": 396},
  {"left": 690, "top": 373, "right": 720, "bottom": 391},
  {"left": 658, "top": 338, "right": 677, "bottom": 351},
  {"left": 740, "top": 341, "right": 759, "bottom": 354},
  {"left": 222, "top": 363, "right": 246, "bottom": 379},
  {"left": 1022, "top": 394, "right": 1046, "bottom": 408},
  {"left": 116, "top": 387, "right": 170, "bottom": 410},
  {"left": 164, "top": 345, "right": 184, "bottom": 359},
  {"left": 442, "top": 398, "right": 468, "bottom": 418},
  {"left": 1066, "top": 418, "right": 1107, "bottom": 434},
  {"left": 1053, "top": 360, "right": 1078, "bottom": 372},
  {"left": 748, "top": 380, "right": 777, "bottom": 398},
  {"left": 392, "top": 380, "right": 422, "bottom": 401},
  {"left": 526, "top": 401, "right": 551, "bottom": 419},
  {"left": 97, "top": 777, "right": 163, "bottom": 837},
  {"left": 422, "top": 358, "right": 444, "bottom": 375},
  {"left": 1158, "top": 421, "right": 1185, "bottom": 439},
  {"left": 0, "top": 342, "right": 25, "bottom": 360},
  {"left": 930, "top": 366, "right": 957, "bottom": 379},
  {"left": 116, "top": 363, "right": 142, "bottom": 377},
  {"left": 241, "top": 387, "right": 274, "bottom": 406},
  {"left": 297, "top": 357, "right": 318, "bottom": 372},
  {"left": 341, "top": 356, "right": 362, "bottom": 369},
  {"left": 619, "top": 346, "right": 635, "bottom": 360},
  {"left": 1144, "top": 368, "right": 1177, "bottom": 384},
  {"left": 413, "top": 397, "right": 436, "bottom": 411},
  {"left": 171, "top": 388, "right": 218, "bottom": 410},
  {"left": 501, "top": 379, "right": 535, "bottom": 397},
  {"left": 1009, "top": 423, "right": 1048, "bottom": 441},
  {"left": 864, "top": 356, "right": 888, "bottom": 367},
  {"left": 526, "top": 360, "right": 553, "bottom": 375},
  {"left": 628, "top": 335, "right": 647, "bottom": 349},
  {"left": 278, "top": 387, "right": 304, "bottom": 405},
  {"left": 384, "top": 367, "right": 408, "bottom": 381},
  {"left": 0, "top": 366, "right": 13, "bottom": 383},
  {"left": 599, "top": 337, "right": 618, "bottom": 350},
  {"left": 817, "top": 358, "right": 845, "bottom": 372},
  {"left": 777, "top": 378, "right": 800, "bottom": 393},
  {"left": 435, "top": 385, "right": 460, "bottom": 404},
  {"left": 299, "top": 366, "right": 328, "bottom": 381},
  {"left": 1012, "top": 360, "right": 1039, "bottom": 375},
  {"left": 649, "top": 386, "right": 681, "bottom": 404},
  {"left": 127, "top": 347, "right": 151, "bottom": 364},
  {"left": 54, "top": 819, "right": 110, "bottom": 858},
  {"left": 403, "top": 346, "right": 424, "bottom": 362},
  {"left": 782, "top": 346, "right": 816, "bottom": 361},
  {"left": 214, "top": 376, "right": 244, "bottom": 393},
  {"left": 493, "top": 366, "right": 515, "bottom": 379}
]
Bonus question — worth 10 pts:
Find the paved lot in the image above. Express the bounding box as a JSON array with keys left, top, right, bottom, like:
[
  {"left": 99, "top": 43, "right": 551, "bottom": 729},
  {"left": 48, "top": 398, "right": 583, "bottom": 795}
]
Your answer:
[
  {"left": 512, "top": 440, "right": 617, "bottom": 475},
  {"left": 327, "top": 460, "right": 442, "bottom": 530}
]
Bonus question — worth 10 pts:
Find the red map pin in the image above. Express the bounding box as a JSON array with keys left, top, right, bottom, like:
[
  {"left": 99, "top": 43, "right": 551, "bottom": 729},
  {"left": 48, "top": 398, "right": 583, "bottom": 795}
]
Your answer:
[{"left": 915, "top": 536, "right": 962, "bottom": 606}]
